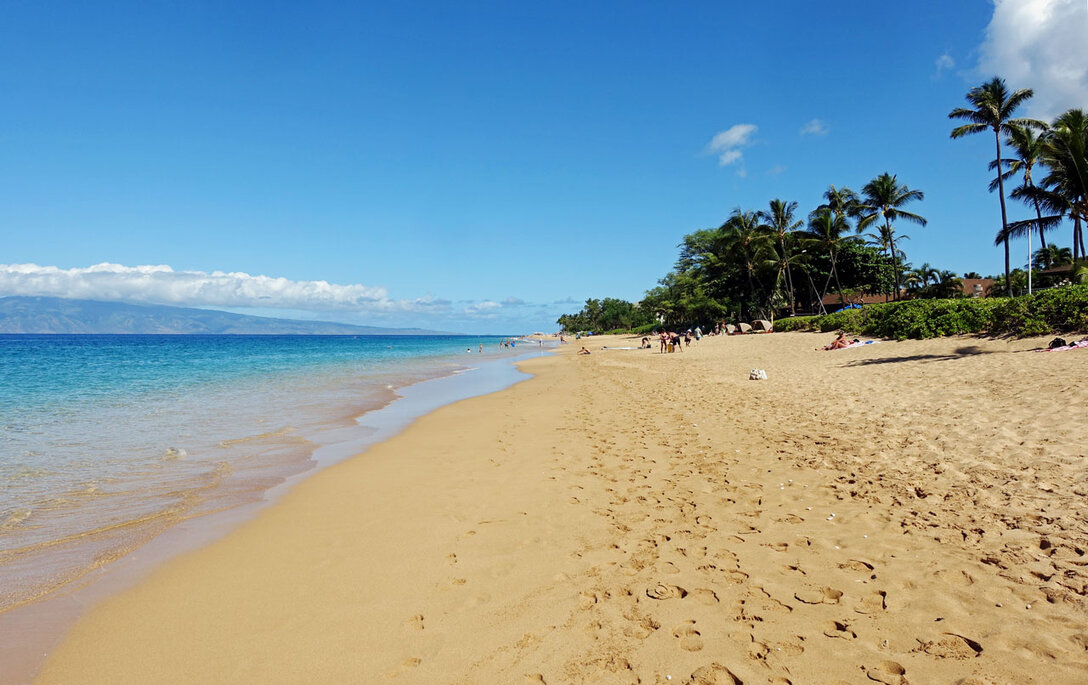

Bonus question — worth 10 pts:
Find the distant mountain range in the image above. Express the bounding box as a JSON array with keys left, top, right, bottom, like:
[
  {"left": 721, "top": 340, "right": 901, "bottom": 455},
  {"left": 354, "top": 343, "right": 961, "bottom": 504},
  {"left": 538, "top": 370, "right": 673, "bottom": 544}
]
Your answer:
[{"left": 0, "top": 297, "right": 453, "bottom": 335}]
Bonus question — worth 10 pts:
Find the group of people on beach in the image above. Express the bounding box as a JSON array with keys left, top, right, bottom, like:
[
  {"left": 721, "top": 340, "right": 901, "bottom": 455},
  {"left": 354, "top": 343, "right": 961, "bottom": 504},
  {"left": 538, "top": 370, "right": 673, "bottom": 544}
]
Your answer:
[{"left": 655, "top": 329, "right": 698, "bottom": 353}]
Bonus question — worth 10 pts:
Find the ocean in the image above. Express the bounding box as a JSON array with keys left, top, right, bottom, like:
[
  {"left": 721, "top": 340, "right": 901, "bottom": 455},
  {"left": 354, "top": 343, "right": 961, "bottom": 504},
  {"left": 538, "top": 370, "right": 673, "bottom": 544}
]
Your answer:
[{"left": 0, "top": 334, "right": 544, "bottom": 616}]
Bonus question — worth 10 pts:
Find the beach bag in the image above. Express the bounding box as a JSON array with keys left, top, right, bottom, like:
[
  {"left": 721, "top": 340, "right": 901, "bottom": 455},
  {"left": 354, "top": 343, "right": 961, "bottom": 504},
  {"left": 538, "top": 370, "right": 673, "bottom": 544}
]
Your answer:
[
  {"left": 749, "top": 368, "right": 767, "bottom": 380},
  {"left": 1049, "top": 337, "right": 1067, "bottom": 349}
]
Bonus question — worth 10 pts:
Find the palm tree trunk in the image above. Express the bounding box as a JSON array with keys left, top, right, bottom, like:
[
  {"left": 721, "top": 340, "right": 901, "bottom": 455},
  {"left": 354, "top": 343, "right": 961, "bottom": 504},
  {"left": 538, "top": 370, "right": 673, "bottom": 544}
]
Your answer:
[
  {"left": 1077, "top": 215, "right": 1085, "bottom": 263},
  {"left": 1029, "top": 181, "right": 1045, "bottom": 249},
  {"left": 781, "top": 237, "right": 796, "bottom": 316},
  {"left": 994, "top": 129, "right": 1012, "bottom": 295},
  {"left": 883, "top": 243, "right": 892, "bottom": 302},
  {"left": 831, "top": 252, "right": 846, "bottom": 306}
]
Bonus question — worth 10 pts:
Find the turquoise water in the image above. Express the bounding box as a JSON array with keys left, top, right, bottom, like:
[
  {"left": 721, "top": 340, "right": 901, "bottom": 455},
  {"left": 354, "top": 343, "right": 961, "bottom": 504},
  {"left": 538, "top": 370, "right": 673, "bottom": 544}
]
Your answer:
[{"left": 0, "top": 334, "right": 537, "bottom": 612}]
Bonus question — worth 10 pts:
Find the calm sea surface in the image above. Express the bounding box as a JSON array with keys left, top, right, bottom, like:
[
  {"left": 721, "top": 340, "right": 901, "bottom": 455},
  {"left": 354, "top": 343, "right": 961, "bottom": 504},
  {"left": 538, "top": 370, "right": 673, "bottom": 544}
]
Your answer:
[{"left": 0, "top": 334, "right": 536, "bottom": 613}]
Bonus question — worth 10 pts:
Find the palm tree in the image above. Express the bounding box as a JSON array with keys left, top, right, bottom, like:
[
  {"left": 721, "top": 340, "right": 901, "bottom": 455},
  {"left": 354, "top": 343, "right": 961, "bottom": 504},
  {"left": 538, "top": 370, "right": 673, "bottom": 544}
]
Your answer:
[
  {"left": 722, "top": 209, "right": 773, "bottom": 319},
  {"left": 1032, "top": 243, "right": 1073, "bottom": 270},
  {"left": 1044, "top": 109, "right": 1088, "bottom": 261},
  {"left": 816, "top": 185, "right": 861, "bottom": 223},
  {"left": 993, "top": 123, "right": 1051, "bottom": 248},
  {"left": 861, "top": 224, "right": 908, "bottom": 301},
  {"left": 915, "top": 262, "right": 939, "bottom": 287},
  {"left": 758, "top": 199, "right": 802, "bottom": 315},
  {"left": 856, "top": 173, "right": 926, "bottom": 300},
  {"left": 949, "top": 77, "right": 1043, "bottom": 294},
  {"left": 1017, "top": 109, "right": 1088, "bottom": 263},
  {"left": 803, "top": 208, "right": 855, "bottom": 306}
]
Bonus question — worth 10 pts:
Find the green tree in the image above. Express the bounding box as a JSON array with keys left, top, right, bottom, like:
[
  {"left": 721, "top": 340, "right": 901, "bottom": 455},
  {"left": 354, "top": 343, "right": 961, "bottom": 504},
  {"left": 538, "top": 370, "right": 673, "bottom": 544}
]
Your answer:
[
  {"left": 856, "top": 173, "right": 926, "bottom": 300},
  {"left": 949, "top": 77, "right": 1043, "bottom": 294},
  {"left": 994, "top": 123, "right": 1053, "bottom": 250},
  {"left": 1023, "top": 109, "right": 1088, "bottom": 262},
  {"left": 722, "top": 209, "right": 774, "bottom": 319},
  {"left": 803, "top": 208, "right": 856, "bottom": 306},
  {"left": 1033, "top": 243, "right": 1073, "bottom": 270},
  {"left": 759, "top": 199, "right": 803, "bottom": 315}
]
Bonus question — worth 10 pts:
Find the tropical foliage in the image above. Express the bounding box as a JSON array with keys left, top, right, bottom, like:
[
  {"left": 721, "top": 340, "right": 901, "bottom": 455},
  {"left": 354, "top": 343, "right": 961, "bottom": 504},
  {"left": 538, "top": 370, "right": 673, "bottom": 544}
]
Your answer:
[
  {"left": 556, "top": 76, "right": 1087, "bottom": 335},
  {"left": 556, "top": 297, "right": 654, "bottom": 333},
  {"left": 776, "top": 285, "right": 1088, "bottom": 340}
]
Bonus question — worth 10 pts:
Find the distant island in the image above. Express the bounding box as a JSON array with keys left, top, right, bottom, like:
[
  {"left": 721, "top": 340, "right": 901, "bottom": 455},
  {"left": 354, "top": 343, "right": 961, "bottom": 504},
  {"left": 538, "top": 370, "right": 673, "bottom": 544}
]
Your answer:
[{"left": 0, "top": 297, "right": 454, "bottom": 335}]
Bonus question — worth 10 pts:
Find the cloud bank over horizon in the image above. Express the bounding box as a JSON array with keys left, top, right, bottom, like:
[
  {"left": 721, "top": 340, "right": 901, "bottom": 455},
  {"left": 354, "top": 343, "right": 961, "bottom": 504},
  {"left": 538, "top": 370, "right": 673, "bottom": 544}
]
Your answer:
[
  {"left": 977, "top": 0, "right": 1088, "bottom": 119},
  {"left": 0, "top": 263, "right": 535, "bottom": 324}
]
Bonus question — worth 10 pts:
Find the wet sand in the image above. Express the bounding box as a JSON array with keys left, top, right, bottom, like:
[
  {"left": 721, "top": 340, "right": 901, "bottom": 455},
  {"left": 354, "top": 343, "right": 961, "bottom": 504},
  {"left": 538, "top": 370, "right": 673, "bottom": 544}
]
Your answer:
[{"left": 32, "top": 332, "right": 1088, "bottom": 683}]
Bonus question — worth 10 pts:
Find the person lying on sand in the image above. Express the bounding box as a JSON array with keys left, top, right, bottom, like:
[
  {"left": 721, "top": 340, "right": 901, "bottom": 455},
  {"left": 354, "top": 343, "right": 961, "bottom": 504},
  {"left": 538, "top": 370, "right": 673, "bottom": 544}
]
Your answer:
[
  {"left": 577, "top": 346, "right": 591, "bottom": 355},
  {"left": 818, "top": 331, "right": 859, "bottom": 350}
]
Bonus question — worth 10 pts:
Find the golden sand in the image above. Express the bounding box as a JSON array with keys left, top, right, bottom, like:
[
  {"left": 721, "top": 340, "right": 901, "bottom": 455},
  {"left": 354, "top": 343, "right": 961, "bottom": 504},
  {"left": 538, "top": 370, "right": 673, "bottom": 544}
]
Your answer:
[{"left": 34, "top": 332, "right": 1088, "bottom": 683}]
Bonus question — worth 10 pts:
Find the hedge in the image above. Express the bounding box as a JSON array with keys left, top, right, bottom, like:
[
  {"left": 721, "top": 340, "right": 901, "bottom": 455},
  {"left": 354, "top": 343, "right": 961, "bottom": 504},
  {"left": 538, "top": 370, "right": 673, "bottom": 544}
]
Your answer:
[{"left": 774, "top": 285, "right": 1088, "bottom": 340}]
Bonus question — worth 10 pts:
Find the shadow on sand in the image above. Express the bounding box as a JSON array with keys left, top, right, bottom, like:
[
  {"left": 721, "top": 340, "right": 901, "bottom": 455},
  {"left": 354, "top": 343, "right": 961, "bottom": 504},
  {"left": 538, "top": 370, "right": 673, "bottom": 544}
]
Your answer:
[{"left": 841, "top": 345, "right": 1000, "bottom": 367}]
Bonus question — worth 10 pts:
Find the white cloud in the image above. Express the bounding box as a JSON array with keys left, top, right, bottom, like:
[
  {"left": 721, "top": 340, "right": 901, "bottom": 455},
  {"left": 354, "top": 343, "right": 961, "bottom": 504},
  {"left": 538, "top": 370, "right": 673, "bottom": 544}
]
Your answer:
[
  {"left": 707, "top": 124, "right": 757, "bottom": 166},
  {"left": 0, "top": 262, "right": 447, "bottom": 313},
  {"left": 977, "top": 0, "right": 1088, "bottom": 119},
  {"left": 766, "top": 164, "right": 787, "bottom": 176},
  {"left": 464, "top": 300, "right": 502, "bottom": 317},
  {"left": 799, "top": 118, "right": 828, "bottom": 136},
  {"left": 934, "top": 53, "right": 955, "bottom": 76}
]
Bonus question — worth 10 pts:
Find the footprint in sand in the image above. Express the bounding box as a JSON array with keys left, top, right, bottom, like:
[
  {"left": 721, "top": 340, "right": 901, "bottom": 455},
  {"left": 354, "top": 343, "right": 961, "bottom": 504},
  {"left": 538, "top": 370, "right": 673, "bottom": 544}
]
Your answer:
[
  {"left": 524, "top": 674, "right": 547, "bottom": 684},
  {"left": 769, "top": 636, "right": 805, "bottom": 656},
  {"left": 578, "top": 591, "right": 599, "bottom": 609},
  {"left": 691, "top": 588, "right": 720, "bottom": 605},
  {"left": 823, "top": 620, "right": 857, "bottom": 640},
  {"left": 689, "top": 663, "right": 742, "bottom": 684},
  {"left": 933, "top": 568, "right": 975, "bottom": 587},
  {"left": 406, "top": 614, "right": 425, "bottom": 630},
  {"left": 839, "top": 559, "right": 875, "bottom": 573},
  {"left": 646, "top": 583, "right": 687, "bottom": 600},
  {"left": 854, "top": 590, "right": 888, "bottom": 614},
  {"left": 748, "top": 640, "right": 770, "bottom": 662},
  {"left": 673, "top": 620, "right": 704, "bottom": 651},
  {"left": 795, "top": 587, "right": 843, "bottom": 605},
  {"left": 865, "top": 660, "right": 906, "bottom": 684},
  {"left": 622, "top": 615, "right": 660, "bottom": 639},
  {"left": 915, "top": 633, "right": 983, "bottom": 659}
]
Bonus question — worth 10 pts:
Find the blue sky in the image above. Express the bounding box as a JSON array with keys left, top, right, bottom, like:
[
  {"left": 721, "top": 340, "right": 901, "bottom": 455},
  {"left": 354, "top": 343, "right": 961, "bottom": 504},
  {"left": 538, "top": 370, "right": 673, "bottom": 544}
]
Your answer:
[{"left": 2, "top": 1, "right": 1086, "bottom": 333}]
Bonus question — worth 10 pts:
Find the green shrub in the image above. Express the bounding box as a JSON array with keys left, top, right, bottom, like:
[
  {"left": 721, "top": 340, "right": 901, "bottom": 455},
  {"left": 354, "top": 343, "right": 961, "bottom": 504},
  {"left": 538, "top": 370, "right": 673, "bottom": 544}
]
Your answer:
[
  {"left": 781, "top": 285, "right": 1088, "bottom": 340},
  {"left": 773, "top": 316, "right": 818, "bottom": 332},
  {"left": 629, "top": 322, "right": 659, "bottom": 335}
]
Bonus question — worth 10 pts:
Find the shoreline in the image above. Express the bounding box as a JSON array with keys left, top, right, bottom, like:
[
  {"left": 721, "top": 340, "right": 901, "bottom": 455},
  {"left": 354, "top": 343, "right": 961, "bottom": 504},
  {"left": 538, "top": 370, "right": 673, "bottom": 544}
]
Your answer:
[
  {"left": 24, "top": 332, "right": 1088, "bottom": 683},
  {"left": 0, "top": 347, "right": 547, "bottom": 685}
]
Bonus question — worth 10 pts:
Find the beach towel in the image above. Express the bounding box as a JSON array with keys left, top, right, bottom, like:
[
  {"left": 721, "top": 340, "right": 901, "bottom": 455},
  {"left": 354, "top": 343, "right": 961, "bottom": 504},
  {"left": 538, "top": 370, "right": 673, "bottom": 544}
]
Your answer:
[
  {"left": 1037, "top": 340, "right": 1088, "bottom": 353},
  {"left": 832, "top": 340, "right": 880, "bottom": 350}
]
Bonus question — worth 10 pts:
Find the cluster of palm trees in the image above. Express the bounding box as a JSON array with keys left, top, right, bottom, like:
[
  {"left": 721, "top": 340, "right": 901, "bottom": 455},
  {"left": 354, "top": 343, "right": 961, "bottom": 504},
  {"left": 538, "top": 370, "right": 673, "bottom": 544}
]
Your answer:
[
  {"left": 641, "top": 172, "right": 927, "bottom": 324},
  {"left": 902, "top": 263, "right": 963, "bottom": 299},
  {"left": 569, "top": 76, "right": 1087, "bottom": 331},
  {"left": 949, "top": 77, "right": 1088, "bottom": 294}
]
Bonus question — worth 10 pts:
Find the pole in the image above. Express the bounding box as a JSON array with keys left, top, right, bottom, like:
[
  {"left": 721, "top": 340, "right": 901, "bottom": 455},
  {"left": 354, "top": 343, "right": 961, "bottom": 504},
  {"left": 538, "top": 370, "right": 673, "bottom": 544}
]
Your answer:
[{"left": 1027, "top": 226, "right": 1033, "bottom": 295}]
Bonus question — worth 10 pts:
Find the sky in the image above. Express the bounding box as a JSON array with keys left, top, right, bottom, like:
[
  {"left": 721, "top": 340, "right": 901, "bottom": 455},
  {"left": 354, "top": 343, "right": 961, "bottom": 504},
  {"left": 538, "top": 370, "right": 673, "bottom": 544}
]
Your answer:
[{"left": 2, "top": 1, "right": 1087, "bottom": 333}]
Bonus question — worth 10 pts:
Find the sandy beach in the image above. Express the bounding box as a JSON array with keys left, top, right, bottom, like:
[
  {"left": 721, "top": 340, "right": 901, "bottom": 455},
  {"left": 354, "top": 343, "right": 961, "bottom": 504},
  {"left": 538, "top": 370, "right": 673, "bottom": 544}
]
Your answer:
[{"left": 30, "top": 332, "right": 1088, "bottom": 684}]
